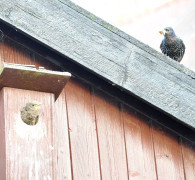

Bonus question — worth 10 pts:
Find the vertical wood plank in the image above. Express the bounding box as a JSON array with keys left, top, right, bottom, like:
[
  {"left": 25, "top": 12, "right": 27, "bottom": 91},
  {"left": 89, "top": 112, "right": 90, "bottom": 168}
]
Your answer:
[
  {"left": 2, "top": 87, "right": 55, "bottom": 179},
  {"left": 4, "top": 37, "right": 43, "bottom": 67},
  {"left": 0, "top": 37, "right": 4, "bottom": 64},
  {"left": 181, "top": 139, "right": 195, "bottom": 180},
  {"left": 0, "top": 89, "right": 6, "bottom": 179},
  {"left": 65, "top": 80, "right": 101, "bottom": 180},
  {"left": 54, "top": 90, "right": 72, "bottom": 180},
  {"left": 12, "top": 40, "right": 34, "bottom": 65},
  {"left": 33, "top": 53, "right": 59, "bottom": 70},
  {"left": 94, "top": 91, "right": 128, "bottom": 180},
  {"left": 152, "top": 122, "right": 185, "bottom": 180},
  {"left": 122, "top": 106, "right": 157, "bottom": 180},
  {"left": 2, "top": 38, "right": 16, "bottom": 63},
  {"left": 1, "top": 37, "right": 55, "bottom": 69}
]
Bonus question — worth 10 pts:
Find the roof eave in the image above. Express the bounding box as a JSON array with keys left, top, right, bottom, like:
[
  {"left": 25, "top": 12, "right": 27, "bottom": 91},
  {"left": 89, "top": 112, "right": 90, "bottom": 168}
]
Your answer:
[{"left": 0, "top": 0, "right": 194, "bottom": 130}]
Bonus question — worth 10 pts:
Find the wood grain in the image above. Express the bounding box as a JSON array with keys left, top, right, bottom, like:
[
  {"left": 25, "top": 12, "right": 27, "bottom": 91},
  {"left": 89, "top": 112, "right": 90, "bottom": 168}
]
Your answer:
[
  {"left": 1, "top": 38, "right": 16, "bottom": 64},
  {"left": 94, "top": 90, "right": 128, "bottom": 180},
  {"left": 65, "top": 80, "right": 101, "bottom": 180},
  {"left": 0, "top": 37, "right": 34, "bottom": 67},
  {"left": 181, "top": 139, "right": 195, "bottom": 180},
  {"left": 0, "top": 88, "right": 6, "bottom": 179},
  {"left": 1, "top": 37, "right": 34, "bottom": 65},
  {"left": 1, "top": 36, "right": 57, "bottom": 70},
  {"left": 122, "top": 106, "right": 157, "bottom": 180},
  {"left": 53, "top": 90, "right": 72, "bottom": 180},
  {"left": 2, "top": 87, "right": 55, "bottom": 179},
  {"left": 152, "top": 122, "right": 185, "bottom": 180},
  {"left": 0, "top": 0, "right": 194, "bottom": 127},
  {"left": 11, "top": 38, "right": 34, "bottom": 65},
  {"left": 0, "top": 38, "right": 4, "bottom": 64}
]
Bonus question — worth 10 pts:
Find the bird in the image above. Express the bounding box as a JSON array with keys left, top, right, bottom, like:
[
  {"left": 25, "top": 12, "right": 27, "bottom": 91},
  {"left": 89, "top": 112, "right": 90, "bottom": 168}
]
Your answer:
[
  {"left": 21, "top": 101, "right": 41, "bottom": 125},
  {"left": 159, "top": 27, "right": 185, "bottom": 62}
]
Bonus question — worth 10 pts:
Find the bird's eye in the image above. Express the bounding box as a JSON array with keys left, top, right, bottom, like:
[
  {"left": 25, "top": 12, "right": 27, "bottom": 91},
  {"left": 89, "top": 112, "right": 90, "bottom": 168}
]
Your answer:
[{"left": 165, "top": 29, "right": 169, "bottom": 32}]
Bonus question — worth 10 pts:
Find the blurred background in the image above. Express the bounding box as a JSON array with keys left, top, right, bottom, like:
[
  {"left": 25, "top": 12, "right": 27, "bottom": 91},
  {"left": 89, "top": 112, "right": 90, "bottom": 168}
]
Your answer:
[{"left": 71, "top": 0, "right": 195, "bottom": 71}]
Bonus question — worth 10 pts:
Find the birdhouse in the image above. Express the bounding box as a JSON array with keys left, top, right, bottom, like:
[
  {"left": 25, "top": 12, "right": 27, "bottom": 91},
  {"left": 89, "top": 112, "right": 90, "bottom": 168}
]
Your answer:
[
  {"left": 0, "top": 0, "right": 194, "bottom": 179},
  {"left": 0, "top": 63, "right": 70, "bottom": 179}
]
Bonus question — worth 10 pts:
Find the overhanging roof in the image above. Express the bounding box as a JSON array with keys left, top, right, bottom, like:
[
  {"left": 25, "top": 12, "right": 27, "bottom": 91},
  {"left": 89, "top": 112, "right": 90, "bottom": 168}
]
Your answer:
[{"left": 0, "top": 0, "right": 194, "bottom": 130}]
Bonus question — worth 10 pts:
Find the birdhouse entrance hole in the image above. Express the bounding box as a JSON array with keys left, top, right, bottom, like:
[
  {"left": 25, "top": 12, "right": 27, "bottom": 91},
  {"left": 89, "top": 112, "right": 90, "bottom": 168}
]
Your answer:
[{"left": 20, "top": 101, "right": 41, "bottom": 125}]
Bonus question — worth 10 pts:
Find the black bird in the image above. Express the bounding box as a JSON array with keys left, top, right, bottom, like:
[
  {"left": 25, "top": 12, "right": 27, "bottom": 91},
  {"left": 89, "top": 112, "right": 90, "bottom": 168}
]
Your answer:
[{"left": 159, "top": 27, "right": 185, "bottom": 62}]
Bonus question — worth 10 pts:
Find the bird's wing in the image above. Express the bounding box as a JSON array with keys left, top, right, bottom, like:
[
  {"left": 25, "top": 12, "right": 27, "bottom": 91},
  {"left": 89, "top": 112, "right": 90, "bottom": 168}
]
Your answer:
[
  {"left": 178, "top": 40, "right": 185, "bottom": 62},
  {"left": 182, "top": 40, "right": 185, "bottom": 55},
  {"left": 176, "top": 38, "right": 185, "bottom": 62},
  {"left": 160, "top": 40, "right": 166, "bottom": 54},
  {"left": 160, "top": 40, "right": 163, "bottom": 51}
]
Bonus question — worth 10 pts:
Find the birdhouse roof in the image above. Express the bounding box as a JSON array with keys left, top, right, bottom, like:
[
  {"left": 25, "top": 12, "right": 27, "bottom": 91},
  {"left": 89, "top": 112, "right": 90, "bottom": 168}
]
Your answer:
[{"left": 0, "top": 0, "right": 194, "bottom": 134}]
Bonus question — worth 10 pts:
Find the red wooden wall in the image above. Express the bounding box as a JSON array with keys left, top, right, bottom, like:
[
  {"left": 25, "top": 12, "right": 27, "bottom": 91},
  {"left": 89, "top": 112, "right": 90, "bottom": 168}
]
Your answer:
[{"left": 0, "top": 37, "right": 194, "bottom": 179}]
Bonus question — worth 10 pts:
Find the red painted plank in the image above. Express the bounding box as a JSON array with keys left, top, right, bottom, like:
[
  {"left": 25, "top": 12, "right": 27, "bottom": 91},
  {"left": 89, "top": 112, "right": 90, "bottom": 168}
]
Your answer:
[
  {"left": 94, "top": 91, "right": 128, "bottom": 180},
  {"left": 12, "top": 40, "right": 34, "bottom": 65},
  {"left": 1, "top": 38, "right": 16, "bottom": 64},
  {"left": 53, "top": 90, "right": 72, "bottom": 179},
  {"left": 2, "top": 38, "right": 35, "bottom": 65},
  {"left": 1, "top": 87, "right": 55, "bottom": 179},
  {"left": 181, "top": 139, "right": 195, "bottom": 180},
  {"left": 1, "top": 37, "right": 57, "bottom": 70},
  {"left": 0, "top": 39, "right": 4, "bottom": 64},
  {"left": 0, "top": 88, "right": 6, "bottom": 179},
  {"left": 122, "top": 106, "right": 157, "bottom": 180},
  {"left": 152, "top": 122, "right": 185, "bottom": 180},
  {"left": 65, "top": 80, "right": 101, "bottom": 180}
]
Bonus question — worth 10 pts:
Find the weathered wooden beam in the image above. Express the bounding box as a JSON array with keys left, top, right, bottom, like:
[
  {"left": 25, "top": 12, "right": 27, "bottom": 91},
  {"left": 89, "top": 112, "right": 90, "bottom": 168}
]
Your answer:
[
  {"left": 0, "top": 63, "right": 71, "bottom": 99},
  {"left": 0, "top": 0, "right": 194, "bottom": 129}
]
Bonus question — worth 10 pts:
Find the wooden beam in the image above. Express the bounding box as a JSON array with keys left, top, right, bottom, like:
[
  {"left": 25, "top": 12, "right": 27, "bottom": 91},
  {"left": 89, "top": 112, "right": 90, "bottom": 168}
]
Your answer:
[
  {"left": 0, "top": 0, "right": 194, "bottom": 129},
  {"left": 0, "top": 63, "right": 71, "bottom": 100}
]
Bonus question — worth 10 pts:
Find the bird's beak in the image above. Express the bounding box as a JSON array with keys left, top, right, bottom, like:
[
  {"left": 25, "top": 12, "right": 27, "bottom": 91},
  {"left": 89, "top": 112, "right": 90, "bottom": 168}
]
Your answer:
[
  {"left": 34, "top": 103, "right": 41, "bottom": 110},
  {"left": 159, "top": 30, "right": 166, "bottom": 36}
]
